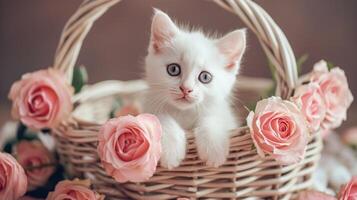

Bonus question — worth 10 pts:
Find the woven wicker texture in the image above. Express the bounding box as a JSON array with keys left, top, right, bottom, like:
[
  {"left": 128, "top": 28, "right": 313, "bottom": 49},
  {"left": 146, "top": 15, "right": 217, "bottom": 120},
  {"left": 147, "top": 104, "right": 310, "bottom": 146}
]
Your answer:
[{"left": 52, "top": 0, "right": 322, "bottom": 199}]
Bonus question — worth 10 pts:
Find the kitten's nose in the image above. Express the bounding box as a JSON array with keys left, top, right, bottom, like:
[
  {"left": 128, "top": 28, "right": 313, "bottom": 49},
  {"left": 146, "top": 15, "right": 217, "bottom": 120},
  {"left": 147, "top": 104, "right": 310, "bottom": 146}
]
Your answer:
[{"left": 179, "top": 86, "right": 193, "bottom": 95}]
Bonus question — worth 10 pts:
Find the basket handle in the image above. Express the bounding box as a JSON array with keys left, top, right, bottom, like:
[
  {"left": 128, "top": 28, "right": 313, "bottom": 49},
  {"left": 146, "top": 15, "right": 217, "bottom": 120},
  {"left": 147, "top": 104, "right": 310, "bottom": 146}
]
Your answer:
[{"left": 53, "top": 0, "right": 298, "bottom": 99}]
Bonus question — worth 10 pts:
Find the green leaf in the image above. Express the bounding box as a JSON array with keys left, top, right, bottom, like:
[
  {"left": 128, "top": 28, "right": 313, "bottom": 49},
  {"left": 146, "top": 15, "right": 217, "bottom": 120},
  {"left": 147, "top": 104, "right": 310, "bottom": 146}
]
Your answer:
[
  {"left": 16, "top": 122, "right": 27, "bottom": 141},
  {"left": 16, "top": 122, "right": 39, "bottom": 141},
  {"left": 351, "top": 144, "right": 357, "bottom": 151},
  {"left": 22, "top": 133, "right": 39, "bottom": 141},
  {"left": 246, "top": 102, "right": 256, "bottom": 112},
  {"left": 326, "top": 61, "right": 335, "bottom": 70},
  {"left": 296, "top": 54, "right": 309, "bottom": 75},
  {"left": 71, "top": 66, "right": 88, "bottom": 94},
  {"left": 265, "top": 54, "right": 308, "bottom": 97},
  {"left": 109, "top": 97, "right": 123, "bottom": 118},
  {"left": 3, "top": 139, "right": 16, "bottom": 153}
]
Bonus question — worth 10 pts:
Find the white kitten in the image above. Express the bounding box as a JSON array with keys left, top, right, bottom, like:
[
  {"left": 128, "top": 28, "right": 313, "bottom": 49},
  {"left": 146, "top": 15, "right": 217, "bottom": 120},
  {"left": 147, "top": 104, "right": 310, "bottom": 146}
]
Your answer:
[{"left": 143, "top": 9, "right": 246, "bottom": 169}]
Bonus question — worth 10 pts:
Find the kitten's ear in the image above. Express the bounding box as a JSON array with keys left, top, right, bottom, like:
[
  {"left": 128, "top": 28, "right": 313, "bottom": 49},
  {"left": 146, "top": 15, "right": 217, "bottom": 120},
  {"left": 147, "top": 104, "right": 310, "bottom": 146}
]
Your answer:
[
  {"left": 150, "top": 9, "right": 179, "bottom": 53},
  {"left": 216, "top": 29, "right": 246, "bottom": 70}
]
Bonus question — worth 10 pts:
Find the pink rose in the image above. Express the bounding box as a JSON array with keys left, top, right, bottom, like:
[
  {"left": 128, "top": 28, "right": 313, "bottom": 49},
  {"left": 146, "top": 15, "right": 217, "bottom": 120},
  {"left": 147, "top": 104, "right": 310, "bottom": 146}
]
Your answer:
[
  {"left": 8, "top": 68, "right": 73, "bottom": 129},
  {"left": 296, "top": 190, "right": 336, "bottom": 200},
  {"left": 46, "top": 179, "right": 104, "bottom": 200},
  {"left": 311, "top": 60, "right": 353, "bottom": 130},
  {"left": 15, "top": 140, "right": 55, "bottom": 190},
  {"left": 97, "top": 114, "right": 162, "bottom": 183},
  {"left": 338, "top": 176, "right": 357, "bottom": 200},
  {"left": 247, "top": 97, "right": 309, "bottom": 164},
  {"left": 292, "top": 82, "right": 326, "bottom": 132},
  {"left": 0, "top": 152, "right": 28, "bottom": 199}
]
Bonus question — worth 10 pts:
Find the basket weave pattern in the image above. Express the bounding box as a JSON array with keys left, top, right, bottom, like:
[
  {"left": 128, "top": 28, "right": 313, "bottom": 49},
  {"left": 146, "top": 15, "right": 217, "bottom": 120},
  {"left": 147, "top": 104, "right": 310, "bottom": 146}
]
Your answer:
[{"left": 52, "top": 0, "right": 322, "bottom": 199}]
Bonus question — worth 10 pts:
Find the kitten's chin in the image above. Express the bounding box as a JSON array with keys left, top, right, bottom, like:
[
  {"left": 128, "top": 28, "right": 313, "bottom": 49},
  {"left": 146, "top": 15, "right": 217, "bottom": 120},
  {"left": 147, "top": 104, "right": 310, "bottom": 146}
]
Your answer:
[{"left": 169, "top": 98, "right": 197, "bottom": 110}]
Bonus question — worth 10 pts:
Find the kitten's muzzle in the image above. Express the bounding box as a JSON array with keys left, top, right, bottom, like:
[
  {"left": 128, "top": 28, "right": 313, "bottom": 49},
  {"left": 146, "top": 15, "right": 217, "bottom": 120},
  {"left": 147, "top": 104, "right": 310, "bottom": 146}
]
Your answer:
[{"left": 179, "top": 86, "right": 193, "bottom": 95}]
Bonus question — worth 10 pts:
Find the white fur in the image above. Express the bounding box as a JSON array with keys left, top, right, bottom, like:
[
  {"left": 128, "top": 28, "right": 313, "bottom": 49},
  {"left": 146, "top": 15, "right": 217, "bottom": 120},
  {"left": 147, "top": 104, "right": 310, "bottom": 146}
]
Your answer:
[{"left": 143, "top": 9, "right": 246, "bottom": 169}]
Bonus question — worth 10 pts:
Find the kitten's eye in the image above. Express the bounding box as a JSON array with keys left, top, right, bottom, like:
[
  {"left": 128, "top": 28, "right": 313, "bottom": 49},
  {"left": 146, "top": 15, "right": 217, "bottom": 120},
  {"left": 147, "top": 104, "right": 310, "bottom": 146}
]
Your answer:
[
  {"left": 167, "top": 63, "right": 181, "bottom": 76},
  {"left": 198, "top": 71, "right": 212, "bottom": 84}
]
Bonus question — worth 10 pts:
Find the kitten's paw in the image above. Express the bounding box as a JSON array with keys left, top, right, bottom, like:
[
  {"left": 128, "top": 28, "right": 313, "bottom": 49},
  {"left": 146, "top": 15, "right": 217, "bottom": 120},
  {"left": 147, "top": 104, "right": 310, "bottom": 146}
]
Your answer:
[
  {"left": 160, "top": 147, "right": 185, "bottom": 169},
  {"left": 159, "top": 130, "right": 186, "bottom": 169},
  {"left": 205, "top": 147, "right": 229, "bottom": 167},
  {"left": 197, "top": 142, "right": 229, "bottom": 167},
  {"left": 156, "top": 115, "right": 187, "bottom": 170},
  {"left": 196, "top": 129, "right": 230, "bottom": 167}
]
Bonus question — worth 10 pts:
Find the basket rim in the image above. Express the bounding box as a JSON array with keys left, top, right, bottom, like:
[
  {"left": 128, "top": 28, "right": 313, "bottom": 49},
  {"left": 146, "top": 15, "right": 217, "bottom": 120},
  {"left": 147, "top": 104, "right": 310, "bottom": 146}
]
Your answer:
[{"left": 52, "top": 0, "right": 298, "bottom": 102}]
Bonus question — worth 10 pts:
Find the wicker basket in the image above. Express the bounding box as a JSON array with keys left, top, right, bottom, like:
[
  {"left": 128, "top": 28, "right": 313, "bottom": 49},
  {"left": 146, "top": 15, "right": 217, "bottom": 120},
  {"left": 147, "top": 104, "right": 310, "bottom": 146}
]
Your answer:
[{"left": 52, "top": 0, "right": 323, "bottom": 199}]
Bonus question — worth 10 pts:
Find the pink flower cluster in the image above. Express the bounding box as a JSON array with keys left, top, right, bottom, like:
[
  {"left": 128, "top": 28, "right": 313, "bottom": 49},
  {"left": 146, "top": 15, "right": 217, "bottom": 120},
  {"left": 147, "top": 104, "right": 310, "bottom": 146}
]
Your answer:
[
  {"left": 248, "top": 60, "right": 353, "bottom": 164},
  {"left": 0, "top": 139, "right": 58, "bottom": 199},
  {"left": 292, "top": 60, "right": 353, "bottom": 133},
  {"left": 0, "top": 150, "right": 104, "bottom": 199}
]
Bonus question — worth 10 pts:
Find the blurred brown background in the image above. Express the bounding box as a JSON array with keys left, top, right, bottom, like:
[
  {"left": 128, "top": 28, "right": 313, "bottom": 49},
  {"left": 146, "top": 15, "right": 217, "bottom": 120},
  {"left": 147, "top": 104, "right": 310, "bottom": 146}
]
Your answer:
[{"left": 0, "top": 0, "right": 356, "bottom": 128}]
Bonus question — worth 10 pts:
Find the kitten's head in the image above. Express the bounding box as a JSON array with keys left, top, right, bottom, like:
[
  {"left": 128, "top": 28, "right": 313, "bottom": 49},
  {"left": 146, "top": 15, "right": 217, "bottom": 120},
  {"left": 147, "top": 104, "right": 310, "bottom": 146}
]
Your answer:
[{"left": 145, "top": 9, "right": 246, "bottom": 110}]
